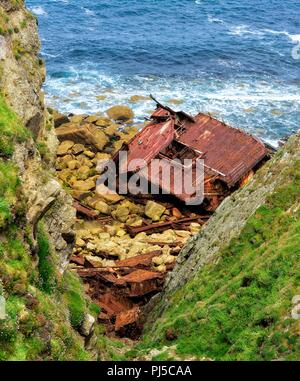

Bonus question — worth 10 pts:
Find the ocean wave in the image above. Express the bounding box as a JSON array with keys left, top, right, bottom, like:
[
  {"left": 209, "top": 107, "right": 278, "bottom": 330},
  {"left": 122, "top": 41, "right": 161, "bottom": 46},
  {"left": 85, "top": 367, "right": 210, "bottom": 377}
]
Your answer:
[
  {"left": 81, "top": 7, "right": 95, "bottom": 17},
  {"left": 228, "top": 24, "right": 265, "bottom": 37},
  {"left": 30, "top": 6, "right": 48, "bottom": 16},
  {"left": 228, "top": 25, "right": 300, "bottom": 44}
]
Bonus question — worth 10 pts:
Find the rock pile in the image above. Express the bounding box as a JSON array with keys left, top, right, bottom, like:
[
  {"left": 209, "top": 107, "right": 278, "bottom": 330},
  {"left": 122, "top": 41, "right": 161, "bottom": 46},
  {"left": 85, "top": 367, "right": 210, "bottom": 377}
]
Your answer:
[{"left": 53, "top": 107, "right": 203, "bottom": 337}]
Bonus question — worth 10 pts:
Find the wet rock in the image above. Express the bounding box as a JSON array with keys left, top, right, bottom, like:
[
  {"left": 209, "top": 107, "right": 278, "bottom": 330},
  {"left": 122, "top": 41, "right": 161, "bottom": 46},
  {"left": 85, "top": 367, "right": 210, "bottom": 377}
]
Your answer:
[
  {"left": 96, "top": 95, "right": 107, "bottom": 101},
  {"left": 145, "top": 201, "right": 166, "bottom": 221},
  {"left": 106, "top": 105, "right": 134, "bottom": 121},
  {"left": 129, "top": 95, "right": 150, "bottom": 103},
  {"left": 167, "top": 98, "right": 183, "bottom": 105},
  {"left": 57, "top": 140, "right": 75, "bottom": 156}
]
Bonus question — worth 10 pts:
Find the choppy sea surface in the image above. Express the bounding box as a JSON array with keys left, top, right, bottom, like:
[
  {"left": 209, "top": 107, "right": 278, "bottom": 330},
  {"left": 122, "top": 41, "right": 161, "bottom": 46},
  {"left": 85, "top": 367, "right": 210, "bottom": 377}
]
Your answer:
[{"left": 26, "top": 0, "right": 300, "bottom": 144}]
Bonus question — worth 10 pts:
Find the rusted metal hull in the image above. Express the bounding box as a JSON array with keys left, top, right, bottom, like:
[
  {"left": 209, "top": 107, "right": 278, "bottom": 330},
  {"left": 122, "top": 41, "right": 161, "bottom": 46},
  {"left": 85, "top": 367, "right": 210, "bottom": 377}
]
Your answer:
[{"left": 113, "top": 99, "right": 268, "bottom": 210}]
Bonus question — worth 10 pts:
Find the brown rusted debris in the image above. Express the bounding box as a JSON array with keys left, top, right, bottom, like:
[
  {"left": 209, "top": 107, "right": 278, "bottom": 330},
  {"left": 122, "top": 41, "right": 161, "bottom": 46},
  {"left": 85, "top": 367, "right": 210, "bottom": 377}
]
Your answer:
[
  {"left": 125, "top": 216, "right": 205, "bottom": 236},
  {"left": 113, "top": 96, "right": 270, "bottom": 212},
  {"left": 74, "top": 252, "right": 167, "bottom": 338},
  {"left": 115, "top": 307, "right": 141, "bottom": 338}
]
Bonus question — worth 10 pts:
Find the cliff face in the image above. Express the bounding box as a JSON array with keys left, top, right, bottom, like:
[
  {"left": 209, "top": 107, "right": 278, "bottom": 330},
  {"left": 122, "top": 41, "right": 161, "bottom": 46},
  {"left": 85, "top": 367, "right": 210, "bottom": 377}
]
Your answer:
[
  {"left": 136, "top": 133, "right": 300, "bottom": 360},
  {"left": 0, "top": 0, "right": 75, "bottom": 271},
  {"left": 0, "top": 0, "right": 45, "bottom": 137},
  {"left": 0, "top": 1, "right": 103, "bottom": 360}
]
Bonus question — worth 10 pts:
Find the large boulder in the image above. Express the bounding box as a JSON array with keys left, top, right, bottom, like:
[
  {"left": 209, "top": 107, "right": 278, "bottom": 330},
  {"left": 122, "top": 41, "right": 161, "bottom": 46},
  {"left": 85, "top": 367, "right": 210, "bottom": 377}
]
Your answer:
[
  {"left": 56, "top": 140, "right": 75, "bottom": 156},
  {"left": 106, "top": 105, "right": 134, "bottom": 121},
  {"left": 145, "top": 201, "right": 166, "bottom": 221},
  {"left": 55, "top": 123, "right": 109, "bottom": 151}
]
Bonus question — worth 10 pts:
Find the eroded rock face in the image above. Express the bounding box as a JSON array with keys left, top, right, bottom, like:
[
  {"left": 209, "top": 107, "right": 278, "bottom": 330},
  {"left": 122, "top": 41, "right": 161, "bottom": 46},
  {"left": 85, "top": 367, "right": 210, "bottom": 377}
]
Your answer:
[
  {"left": 0, "top": 1, "right": 77, "bottom": 273},
  {"left": 13, "top": 141, "right": 76, "bottom": 272},
  {"left": 0, "top": 1, "right": 45, "bottom": 137}
]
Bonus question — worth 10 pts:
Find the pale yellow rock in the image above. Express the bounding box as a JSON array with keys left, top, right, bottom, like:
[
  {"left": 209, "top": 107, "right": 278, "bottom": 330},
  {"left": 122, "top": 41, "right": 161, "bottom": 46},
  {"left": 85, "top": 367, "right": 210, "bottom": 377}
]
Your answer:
[
  {"left": 69, "top": 115, "right": 86, "bottom": 123},
  {"left": 67, "top": 160, "right": 79, "bottom": 170},
  {"left": 106, "top": 105, "right": 134, "bottom": 121},
  {"left": 94, "top": 201, "right": 111, "bottom": 215},
  {"left": 99, "top": 232, "right": 111, "bottom": 240},
  {"left": 189, "top": 222, "right": 201, "bottom": 234},
  {"left": 84, "top": 150, "right": 95, "bottom": 159},
  {"left": 78, "top": 165, "right": 91, "bottom": 175},
  {"left": 72, "top": 143, "right": 85, "bottom": 155},
  {"left": 72, "top": 179, "right": 95, "bottom": 191},
  {"left": 152, "top": 256, "right": 164, "bottom": 266},
  {"left": 105, "top": 225, "right": 117, "bottom": 236},
  {"left": 112, "top": 205, "right": 130, "bottom": 222},
  {"left": 57, "top": 140, "right": 75, "bottom": 156},
  {"left": 61, "top": 154, "right": 74, "bottom": 163},
  {"left": 116, "top": 228, "right": 127, "bottom": 237},
  {"left": 95, "top": 117, "right": 112, "bottom": 127},
  {"left": 85, "top": 115, "right": 99, "bottom": 124},
  {"left": 85, "top": 255, "right": 103, "bottom": 268},
  {"left": 157, "top": 264, "right": 167, "bottom": 272},
  {"left": 175, "top": 230, "right": 191, "bottom": 238},
  {"left": 95, "top": 152, "right": 112, "bottom": 160},
  {"left": 96, "top": 183, "right": 124, "bottom": 204},
  {"left": 90, "top": 227, "right": 104, "bottom": 235},
  {"left": 145, "top": 201, "right": 166, "bottom": 221},
  {"left": 75, "top": 238, "right": 85, "bottom": 247},
  {"left": 126, "top": 216, "right": 143, "bottom": 227},
  {"left": 103, "top": 123, "right": 119, "bottom": 136},
  {"left": 57, "top": 169, "right": 72, "bottom": 182},
  {"left": 165, "top": 255, "right": 176, "bottom": 264}
]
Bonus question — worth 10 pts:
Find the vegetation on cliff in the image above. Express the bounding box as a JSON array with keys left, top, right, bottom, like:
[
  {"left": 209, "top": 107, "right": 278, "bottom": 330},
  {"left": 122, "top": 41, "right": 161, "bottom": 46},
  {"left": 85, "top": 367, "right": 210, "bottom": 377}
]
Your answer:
[
  {"left": 129, "top": 141, "right": 300, "bottom": 360},
  {"left": 0, "top": 96, "right": 107, "bottom": 360}
]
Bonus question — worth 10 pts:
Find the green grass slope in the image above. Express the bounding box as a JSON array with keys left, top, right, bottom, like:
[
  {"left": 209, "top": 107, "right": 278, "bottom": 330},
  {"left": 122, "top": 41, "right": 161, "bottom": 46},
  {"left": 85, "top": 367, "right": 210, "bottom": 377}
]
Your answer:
[
  {"left": 131, "top": 152, "right": 300, "bottom": 360},
  {"left": 0, "top": 95, "right": 102, "bottom": 360}
]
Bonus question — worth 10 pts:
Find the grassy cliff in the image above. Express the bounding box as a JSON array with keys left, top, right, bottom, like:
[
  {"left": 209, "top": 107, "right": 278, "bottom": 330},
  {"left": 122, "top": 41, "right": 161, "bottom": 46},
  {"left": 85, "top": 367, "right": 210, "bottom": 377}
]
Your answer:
[{"left": 129, "top": 137, "right": 300, "bottom": 361}]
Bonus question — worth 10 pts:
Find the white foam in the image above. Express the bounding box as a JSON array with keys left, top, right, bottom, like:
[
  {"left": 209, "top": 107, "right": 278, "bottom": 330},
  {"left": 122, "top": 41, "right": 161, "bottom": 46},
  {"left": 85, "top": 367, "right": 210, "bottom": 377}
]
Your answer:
[
  {"left": 30, "top": 6, "right": 48, "bottom": 16},
  {"left": 207, "top": 14, "right": 225, "bottom": 24},
  {"left": 81, "top": 7, "right": 95, "bottom": 16},
  {"left": 228, "top": 24, "right": 264, "bottom": 37}
]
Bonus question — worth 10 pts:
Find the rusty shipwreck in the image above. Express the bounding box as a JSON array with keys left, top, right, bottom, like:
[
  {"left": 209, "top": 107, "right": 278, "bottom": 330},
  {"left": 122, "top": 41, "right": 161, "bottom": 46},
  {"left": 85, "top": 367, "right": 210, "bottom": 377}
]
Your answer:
[{"left": 112, "top": 96, "right": 270, "bottom": 212}]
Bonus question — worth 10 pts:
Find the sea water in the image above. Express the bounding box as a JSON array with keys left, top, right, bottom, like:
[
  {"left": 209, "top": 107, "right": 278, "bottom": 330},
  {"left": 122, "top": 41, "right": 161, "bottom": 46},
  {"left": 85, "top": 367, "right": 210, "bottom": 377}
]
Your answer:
[{"left": 26, "top": 0, "right": 300, "bottom": 144}]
